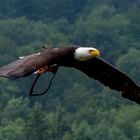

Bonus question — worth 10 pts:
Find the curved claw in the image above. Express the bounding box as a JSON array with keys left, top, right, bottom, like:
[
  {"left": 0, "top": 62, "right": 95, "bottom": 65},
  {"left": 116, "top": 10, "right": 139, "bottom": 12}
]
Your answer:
[{"left": 35, "top": 64, "right": 58, "bottom": 74}]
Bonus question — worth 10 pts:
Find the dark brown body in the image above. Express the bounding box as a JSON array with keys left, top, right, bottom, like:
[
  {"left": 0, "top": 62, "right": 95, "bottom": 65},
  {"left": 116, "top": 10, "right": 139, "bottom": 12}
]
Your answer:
[{"left": 0, "top": 46, "right": 140, "bottom": 104}]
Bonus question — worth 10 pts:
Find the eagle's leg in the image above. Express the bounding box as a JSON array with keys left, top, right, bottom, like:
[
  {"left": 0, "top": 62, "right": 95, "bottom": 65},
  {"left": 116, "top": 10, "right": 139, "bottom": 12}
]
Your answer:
[
  {"left": 37, "top": 64, "right": 58, "bottom": 74},
  {"left": 29, "top": 64, "right": 58, "bottom": 96}
]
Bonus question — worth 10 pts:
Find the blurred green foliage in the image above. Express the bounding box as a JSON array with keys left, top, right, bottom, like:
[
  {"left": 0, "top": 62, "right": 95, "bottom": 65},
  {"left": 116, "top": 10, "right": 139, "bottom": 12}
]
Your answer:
[{"left": 0, "top": 0, "right": 140, "bottom": 139}]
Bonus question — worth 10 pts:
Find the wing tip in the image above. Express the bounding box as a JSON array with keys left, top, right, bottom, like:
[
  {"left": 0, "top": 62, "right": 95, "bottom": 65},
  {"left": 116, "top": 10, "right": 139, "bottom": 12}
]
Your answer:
[{"left": 121, "top": 83, "right": 140, "bottom": 105}]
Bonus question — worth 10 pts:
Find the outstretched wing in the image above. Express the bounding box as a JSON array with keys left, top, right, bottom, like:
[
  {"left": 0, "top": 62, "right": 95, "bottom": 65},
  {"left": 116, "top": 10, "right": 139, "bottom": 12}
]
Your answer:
[
  {"left": 74, "top": 57, "right": 140, "bottom": 104},
  {"left": 0, "top": 53, "right": 42, "bottom": 79},
  {"left": 0, "top": 47, "right": 76, "bottom": 79}
]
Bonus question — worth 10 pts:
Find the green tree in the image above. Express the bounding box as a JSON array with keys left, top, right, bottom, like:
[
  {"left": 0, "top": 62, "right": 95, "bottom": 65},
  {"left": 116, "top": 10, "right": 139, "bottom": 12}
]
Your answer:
[
  {"left": 117, "top": 48, "right": 140, "bottom": 83},
  {"left": 0, "top": 118, "right": 25, "bottom": 140},
  {"left": 25, "top": 103, "right": 45, "bottom": 140}
]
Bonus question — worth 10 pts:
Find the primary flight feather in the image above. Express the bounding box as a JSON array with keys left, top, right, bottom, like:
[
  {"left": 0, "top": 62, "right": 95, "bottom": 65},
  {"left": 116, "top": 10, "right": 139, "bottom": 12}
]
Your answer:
[{"left": 0, "top": 46, "right": 140, "bottom": 104}]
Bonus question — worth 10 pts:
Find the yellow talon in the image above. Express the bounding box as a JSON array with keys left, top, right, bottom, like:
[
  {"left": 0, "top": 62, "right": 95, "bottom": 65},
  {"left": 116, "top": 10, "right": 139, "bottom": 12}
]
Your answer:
[
  {"left": 36, "top": 64, "right": 58, "bottom": 74},
  {"left": 38, "top": 67, "right": 47, "bottom": 74}
]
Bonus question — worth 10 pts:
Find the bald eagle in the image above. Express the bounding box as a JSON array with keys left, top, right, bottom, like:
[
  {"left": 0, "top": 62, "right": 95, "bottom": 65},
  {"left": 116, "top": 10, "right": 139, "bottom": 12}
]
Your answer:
[{"left": 0, "top": 46, "right": 140, "bottom": 104}]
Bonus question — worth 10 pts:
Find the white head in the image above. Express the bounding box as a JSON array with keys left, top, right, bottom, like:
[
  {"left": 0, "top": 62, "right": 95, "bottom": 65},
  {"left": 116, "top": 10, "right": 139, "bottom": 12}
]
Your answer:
[{"left": 74, "top": 47, "right": 100, "bottom": 61}]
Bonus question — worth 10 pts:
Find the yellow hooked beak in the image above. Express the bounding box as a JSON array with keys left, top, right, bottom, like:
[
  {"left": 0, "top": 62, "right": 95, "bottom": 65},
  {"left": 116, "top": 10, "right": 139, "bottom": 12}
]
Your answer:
[{"left": 89, "top": 49, "right": 100, "bottom": 57}]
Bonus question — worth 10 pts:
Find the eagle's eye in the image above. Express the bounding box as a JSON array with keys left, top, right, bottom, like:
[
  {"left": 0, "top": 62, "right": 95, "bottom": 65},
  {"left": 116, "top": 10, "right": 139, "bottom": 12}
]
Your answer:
[{"left": 89, "top": 49, "right": 94, "bottom": 52}]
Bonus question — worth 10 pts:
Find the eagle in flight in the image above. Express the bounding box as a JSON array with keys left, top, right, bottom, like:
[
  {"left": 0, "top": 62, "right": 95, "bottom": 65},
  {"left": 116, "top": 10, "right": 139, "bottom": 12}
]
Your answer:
[{"left": 0, "top": 46, "right": 140, "bottom": 104}]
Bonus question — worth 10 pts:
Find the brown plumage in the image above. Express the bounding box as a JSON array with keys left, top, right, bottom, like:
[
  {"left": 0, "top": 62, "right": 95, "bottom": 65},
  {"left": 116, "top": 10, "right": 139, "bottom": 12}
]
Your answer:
[{"left": 0, "top": 46, "right": 140, "bottom": 104}]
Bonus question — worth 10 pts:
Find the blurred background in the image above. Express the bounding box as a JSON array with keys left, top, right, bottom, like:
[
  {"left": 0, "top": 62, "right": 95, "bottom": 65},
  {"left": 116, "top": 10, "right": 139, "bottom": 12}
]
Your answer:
[{"left": 0, "top": 0, "right": 140, "bottom": 139}]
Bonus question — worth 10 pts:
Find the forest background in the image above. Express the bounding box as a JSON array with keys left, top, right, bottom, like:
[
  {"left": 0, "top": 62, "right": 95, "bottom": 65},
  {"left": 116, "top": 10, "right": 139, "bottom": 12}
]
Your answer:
[{"left": 0, "top": 0, "right": 140, "bottom": 139}]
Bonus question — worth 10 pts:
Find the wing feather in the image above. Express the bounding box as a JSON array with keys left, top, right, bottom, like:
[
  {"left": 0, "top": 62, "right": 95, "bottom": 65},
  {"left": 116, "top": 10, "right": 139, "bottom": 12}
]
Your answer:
[
  {"left": 0, "top": 53, "right": 41, "bottom": 79},
  {"left": 74, "top": 57, "right": 140, "bottom": 104}
]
